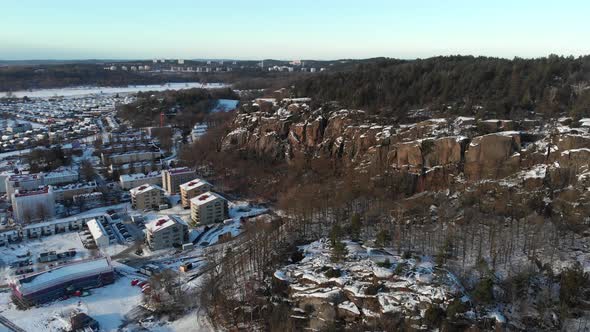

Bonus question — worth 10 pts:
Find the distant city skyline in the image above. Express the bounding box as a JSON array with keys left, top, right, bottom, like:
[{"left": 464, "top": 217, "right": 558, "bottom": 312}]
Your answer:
[{"left": 1, "top": 0, "right": 589, "bottom": 60}]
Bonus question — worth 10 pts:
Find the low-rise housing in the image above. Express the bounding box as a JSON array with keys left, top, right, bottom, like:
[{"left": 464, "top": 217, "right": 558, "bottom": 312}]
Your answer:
[
  {"left": 72, "top": 192, "right": 104, "bottom": 210},
  {"left": 86, "top": 218, "right": 110, "bottom": 248},
  {"left": 10, "top": 257, "right": 115, "bottom": 306},
  {"left": 52, "top": 181, "right": 97, "bottom": 201},
  {"left": 42, "top": 167, "right": 79, "bottom": 186},
  {"left": 119, "top": 171, "right": 162, "bottom": 190},
  {"left": 101, "top": 150, "right": 161, "bottom": 166}
]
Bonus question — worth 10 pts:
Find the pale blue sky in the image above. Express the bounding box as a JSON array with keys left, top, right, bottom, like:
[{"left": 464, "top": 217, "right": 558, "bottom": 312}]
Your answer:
[{"left": 1, "top": 0, "right": 588, "bottom": 60}]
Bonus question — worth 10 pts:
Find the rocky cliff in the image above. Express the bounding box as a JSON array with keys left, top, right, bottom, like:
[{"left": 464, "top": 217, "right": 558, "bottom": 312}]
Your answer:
[{"left": 221, "top": 98, "right": 590, "bottom": 190}]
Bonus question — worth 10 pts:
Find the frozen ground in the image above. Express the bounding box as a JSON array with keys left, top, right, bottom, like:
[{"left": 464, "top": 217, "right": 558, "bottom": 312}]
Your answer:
[
  {"left": 0, "top": 275, "right": 142, "bottom": 332},
  {"left": 0, "top": 232, "right": 96, "bottom": 285},
  {"left": 0, "top": 82, "right": 229, "bottom": 98}
]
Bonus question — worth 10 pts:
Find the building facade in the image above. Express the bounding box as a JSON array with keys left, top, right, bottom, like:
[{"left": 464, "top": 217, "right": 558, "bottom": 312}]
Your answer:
[
  {"left": 5, "top": 173, "right": 44, "bottom": 202},
  {"left": 162, "top": 168, "right": 196, "bottom": 194},
  {"left": 87, "top": 219, "right": 110, "bottom": 248},
  {"left": 145, "top": 215, "right": 188, "bottom": 250},
  {"left": 12, "top": 186, "right": 55, "bottom": 223},
  {"left": 190, "top": 191, "right": 228, "bottom": 225},
  {"left": 11, "top": 257, "right": 115, "bottom": 307},
  {"left": 119, "top": 171, "right": 162, "bottom": 190},
  {"left": 130, "top": 184, "right": 165, "bottom": 211},
  {"left": 179, "top": 179, "right": 213, "bottom": 208},
  {"left": 52, "top": 181, "right": 97, "bottom": 201}
]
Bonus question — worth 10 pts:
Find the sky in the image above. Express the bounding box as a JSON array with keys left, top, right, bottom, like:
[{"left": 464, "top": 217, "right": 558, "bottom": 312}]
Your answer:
[{"left": 1, "top": 0, "right": 589, "bottom": 60}]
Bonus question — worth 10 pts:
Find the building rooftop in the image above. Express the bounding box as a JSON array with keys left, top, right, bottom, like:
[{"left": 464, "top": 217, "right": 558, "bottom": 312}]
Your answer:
[
  {"left": 43, "top": 167, "right": 78, "bottom": 179},
  {"left": 130, "top": 184, "right": 164, "bottom": 196},
  {"left": 179, "top": 178, "right": 211, "bottom": 191},
  {"left": 165, "top": 167, "right": 194, "bottom": 175},
  {"left": 120, "top": 171, "right": 161, "bottom": 182},
  {"left": 190, "top": 191, "right": 224, "bottom": 206},
  {"left": 13, "top": 186, "right": 51, "bottom": 198},
  {"left": 52, "top": 181, "right": 97, "bottom": 191},
  {"left": 145, "top": 215, "right": 186, "bottom": 233},
  {"left": 8, "top": 173, "right": 42, "bottom": 182},
  {"left": 13, "top": 257, "right": 113, "bottom": 296}
]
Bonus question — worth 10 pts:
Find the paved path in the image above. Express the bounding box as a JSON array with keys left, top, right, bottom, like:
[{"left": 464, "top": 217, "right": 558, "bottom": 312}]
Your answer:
[{"left": 0, "top": 314, "right": 27, "bottom": 332}]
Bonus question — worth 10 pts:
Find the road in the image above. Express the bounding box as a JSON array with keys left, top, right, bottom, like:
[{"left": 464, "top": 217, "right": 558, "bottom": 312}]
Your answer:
[{"left": 0, "top": 314, "right": 26, "bottom": 332}]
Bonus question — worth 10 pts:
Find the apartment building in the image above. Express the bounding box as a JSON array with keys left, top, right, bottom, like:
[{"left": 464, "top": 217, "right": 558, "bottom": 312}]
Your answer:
[
  {"left": 130, "top": 184, "right": 165, "bottom": 211},
  {"left": 179, "top": 179, "right": 213, "bottom": 208},
  {"left": 101, "top": 150, "right": 161, "bottom": 166},
  {"left": 145, "top": 215, "right": 188, "bottom": 250},
  {"left": 119, "top": 171, "right": 162, "bottom": 190},
  {"left": 12, "top": 186, "right": 55, "bottom": 223},
  {"left": 162, "top": 167, "right": 196, "bottom": 194},
  {"left": 52, "top": 181, "right": 97, "bottom": 201},
  {"left": 5, "top": 173, "right": 44, "bottom": 202},
  {"left": 43, "top": 168, "right": 79, "bottom": 186},
  {"left": 190, "top": 191, "right": 228, "bottom": 225}
]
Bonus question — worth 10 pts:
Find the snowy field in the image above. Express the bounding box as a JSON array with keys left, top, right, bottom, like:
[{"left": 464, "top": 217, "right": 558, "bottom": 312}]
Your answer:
[
  {"left": 0, "top": 232, "right": 95, "bottom": 284},
  {"left": 0, "top": 82, "right": 228, "bottom": 98}
]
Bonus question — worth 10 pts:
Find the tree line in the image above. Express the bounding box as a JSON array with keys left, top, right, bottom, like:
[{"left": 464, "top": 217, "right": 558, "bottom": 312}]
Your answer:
[{"left": 294, "top": 55, "right": 590, "bottom": 119}]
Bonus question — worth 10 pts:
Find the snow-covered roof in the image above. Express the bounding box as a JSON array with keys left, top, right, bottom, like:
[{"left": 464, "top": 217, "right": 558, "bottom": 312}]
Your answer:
[
  {"left": 13, "top": 257, "right": 113, "bottom": 296},
  {"left": 179, "top": 178, "right": 211, "bottom": 191},
  {"left": 165, "top": 167, "right": 194, "bottom": 175},
  {"left": 190, "top": 191, "right": 225, "bottom": 207},
  {"left": 43, "top": 167, "right": 78, "bottom": 179},
  {"left": 13, "top": 185, "right": 52, "bottom": 198},
  {"left": 145, "top": 215, "right": 186, "bottom": 233},
  {"left": 87, "top": 219, "right": 107, "bottom": 245},
  {"left": 129, "top": 184, "right": 164, "bottom": 196},
  {"left": 120, "top": 171, "right": 161, "bottom": 182}
]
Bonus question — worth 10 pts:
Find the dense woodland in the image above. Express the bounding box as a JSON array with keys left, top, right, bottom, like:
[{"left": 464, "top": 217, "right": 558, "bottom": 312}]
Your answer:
[
  {"left": 294, "top": 55, "right": 590, "bottom": 119},
  {"left": 182, "top": 126, "right": 590, "bottom": 330},
  {"left": 116, "top": 88, "right": 237, "bottom": 131},
  {"left": 0, "top": 64, "right": 309, "bottom": 92}
]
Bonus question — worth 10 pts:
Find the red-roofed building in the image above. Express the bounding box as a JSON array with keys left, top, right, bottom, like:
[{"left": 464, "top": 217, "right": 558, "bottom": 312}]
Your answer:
[
  {"left": 145, "top": 215, "right": 188, "bottom": 250},
  {"left": 190, "top": 191, "right": 228, "bottom": 225},
  {"left": 179, "top": 178, "right": 213, "bottom": 208},
  {"left": 130, "top": 184, "right": 165, "bottom": 211}
]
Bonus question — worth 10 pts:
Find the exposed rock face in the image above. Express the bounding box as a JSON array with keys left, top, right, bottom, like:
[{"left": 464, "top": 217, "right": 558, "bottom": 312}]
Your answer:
[
  {"left": 464, "top": 132, "right": 521, "bottom": 180},
  {"left": 274, "top": 239, "right": 466, "bottom": 331},
  {"left": 221, "top": 99, "right": 590, "bottom": 190},
  {"left": 555, "top": 134, "right": 590, "bottom": 151},
  {"left": 557, "top": 148, "right": 590, "bottom": 170}
]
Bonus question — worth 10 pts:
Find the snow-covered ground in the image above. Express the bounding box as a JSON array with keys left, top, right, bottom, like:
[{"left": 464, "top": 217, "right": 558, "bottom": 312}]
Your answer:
[
  {"left": 0, "top": 232, "right": 94, "bottom": 284},
  {"left": 0, "top": 275, "right": 142, "bottom": 332},
  {"left": 0, "top": 82, "right": 228, "bottom": 98}
]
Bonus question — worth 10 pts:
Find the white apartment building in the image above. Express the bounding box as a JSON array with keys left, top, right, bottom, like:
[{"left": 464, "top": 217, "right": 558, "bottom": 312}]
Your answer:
[{"left": 12, "top": 186, "right": 55, "bottom": 223}]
